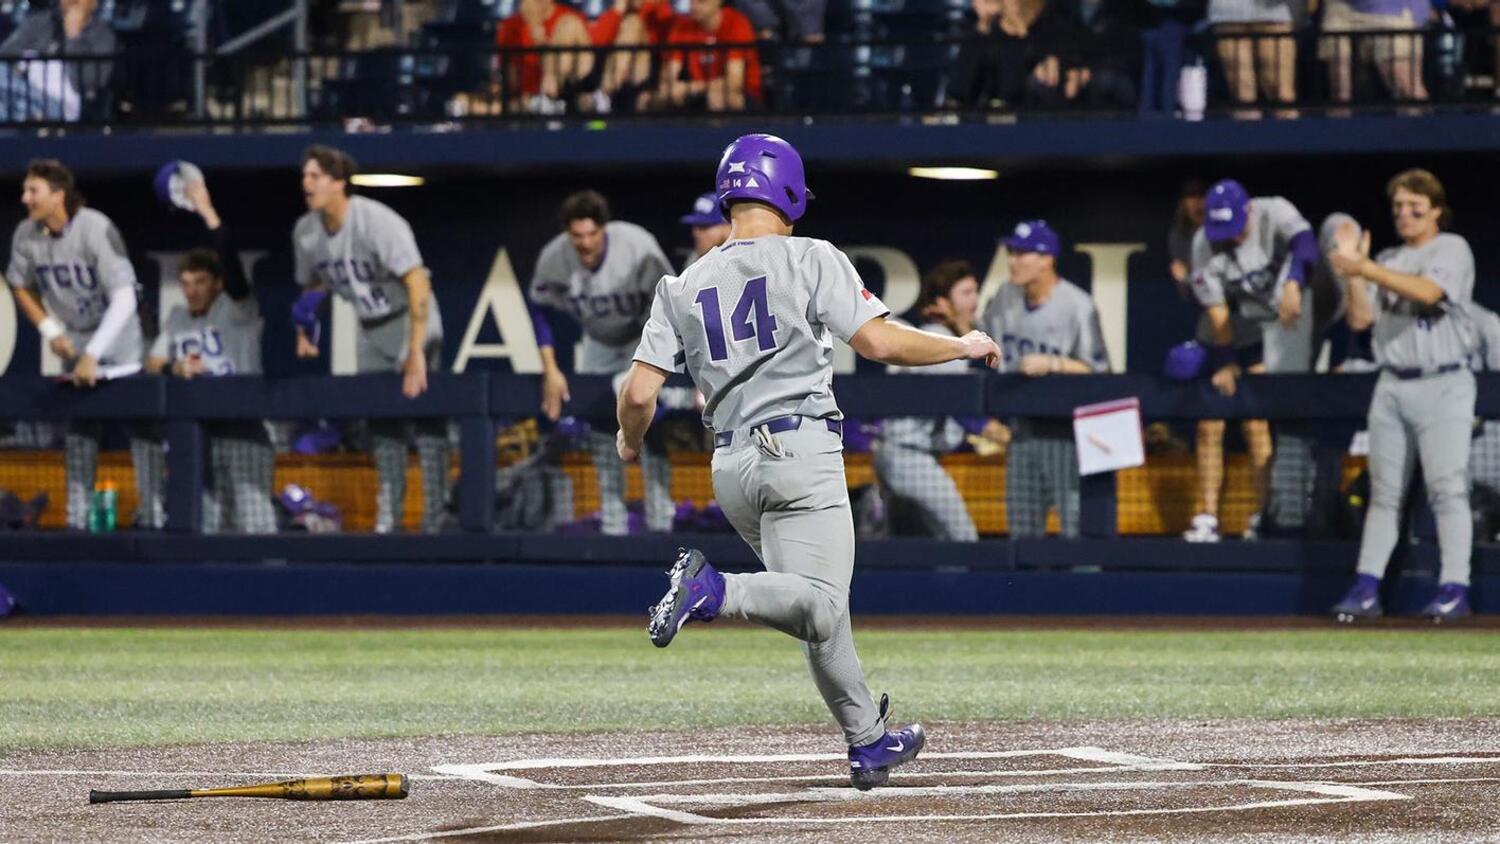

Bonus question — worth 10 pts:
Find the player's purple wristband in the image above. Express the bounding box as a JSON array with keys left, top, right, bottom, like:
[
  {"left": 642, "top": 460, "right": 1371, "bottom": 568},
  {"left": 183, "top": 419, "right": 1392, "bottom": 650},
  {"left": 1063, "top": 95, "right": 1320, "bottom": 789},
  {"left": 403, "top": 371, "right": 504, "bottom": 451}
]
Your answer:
[{"left": 292, "top": 289, "right": 327, "bottom": 343}]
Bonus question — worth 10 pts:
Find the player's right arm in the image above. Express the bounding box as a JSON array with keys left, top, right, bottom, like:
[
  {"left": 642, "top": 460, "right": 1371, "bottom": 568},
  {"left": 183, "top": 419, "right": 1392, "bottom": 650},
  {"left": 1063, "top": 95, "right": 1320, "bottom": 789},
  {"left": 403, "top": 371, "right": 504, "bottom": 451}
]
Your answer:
[
  {"left": 7, "top": 226, "right": 75, "bottom": 360},
  {"left": 530, "top": 239, "right": 574, "bottom": 421},
  {"left": 290, "top": 217, "right": 327, "bottom": 358}
]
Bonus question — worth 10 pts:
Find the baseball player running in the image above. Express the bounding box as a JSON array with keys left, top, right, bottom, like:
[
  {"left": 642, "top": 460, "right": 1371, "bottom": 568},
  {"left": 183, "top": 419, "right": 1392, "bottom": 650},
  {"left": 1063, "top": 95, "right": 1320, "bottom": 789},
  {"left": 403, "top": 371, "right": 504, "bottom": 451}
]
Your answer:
[
  {"left": 1185, "top": 179, "right": 1324, "bottom": 540},
  {"left": 617, "top": 134, "right": 1000, "bottom": 789},
  {"left": 146, "top": 174, "right": 274, "bottom": 534},
  {"left": 1329, "top": 169, "right": 1476, "bottom": 623},
  {"left": 981, "top": 220, "right": 1110, "bottom": 538},
  {"left": 530, "top": 190, "right": 676, "bottom": 535},
  {"left": 6, "top": 159, "right": 163, "bottom": 529},
  {"left": 291, "top": 146, "right": 449, "bottom": 534},
  {"left": 875, "top": 260, "right": 985, "bottom": 541}
]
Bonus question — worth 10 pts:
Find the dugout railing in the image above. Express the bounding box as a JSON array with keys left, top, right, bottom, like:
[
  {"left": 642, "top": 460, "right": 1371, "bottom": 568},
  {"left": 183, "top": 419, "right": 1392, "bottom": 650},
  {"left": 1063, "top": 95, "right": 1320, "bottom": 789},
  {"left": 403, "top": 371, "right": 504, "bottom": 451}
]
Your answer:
[{"left": 0, "top": 25, "right": 1494, "bottom": 130}]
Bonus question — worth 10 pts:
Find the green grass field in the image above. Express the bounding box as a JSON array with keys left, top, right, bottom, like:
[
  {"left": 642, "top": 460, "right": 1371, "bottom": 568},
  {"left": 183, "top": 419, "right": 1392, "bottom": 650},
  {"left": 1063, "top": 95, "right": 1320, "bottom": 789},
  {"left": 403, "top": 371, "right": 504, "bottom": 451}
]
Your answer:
[{"left": 3, "top": 625, "right": 1500, "bottom": 752}]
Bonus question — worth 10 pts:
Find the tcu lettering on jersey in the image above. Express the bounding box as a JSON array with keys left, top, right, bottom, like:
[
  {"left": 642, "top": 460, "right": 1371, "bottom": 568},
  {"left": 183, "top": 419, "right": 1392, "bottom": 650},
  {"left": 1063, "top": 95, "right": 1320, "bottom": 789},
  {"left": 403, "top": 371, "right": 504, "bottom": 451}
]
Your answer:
[{"left": 171, "top": 328, "right": 236, "bottom": 374}]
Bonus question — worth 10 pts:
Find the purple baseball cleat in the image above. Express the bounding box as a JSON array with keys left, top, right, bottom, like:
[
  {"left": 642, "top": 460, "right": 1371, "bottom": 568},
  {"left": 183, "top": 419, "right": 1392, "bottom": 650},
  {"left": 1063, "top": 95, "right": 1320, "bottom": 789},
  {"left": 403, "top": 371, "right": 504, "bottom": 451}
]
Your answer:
[
  {"left": 848, "top": 695, "right": 926, "bottom": 791},
  {"left": 1331, "top": 574, "right": 1382, "bottom": 623},
  {"left": 647, "top": 548, "right": 724, "bottom": 648},
  {"left": 1420, "top": 583, "right": 1471, "bottom": 624}
]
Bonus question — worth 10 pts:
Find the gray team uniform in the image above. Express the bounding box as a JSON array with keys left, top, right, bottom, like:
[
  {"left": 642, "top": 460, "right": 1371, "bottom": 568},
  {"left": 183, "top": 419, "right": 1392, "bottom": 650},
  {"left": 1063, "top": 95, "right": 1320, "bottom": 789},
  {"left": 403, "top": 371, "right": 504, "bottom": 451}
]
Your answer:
[
  {"left": 1467, "top": 304, "right": 1500, "bottom": 495},
  {"left": 294, "top": 195, "right": 449, "bottom": 533},
  {"left": 150, "top": 293, "right": 274, "bottom": 534},
  {"left": 531, "top": 221, "right": 675, "bottom": 535},
  {"left": 875, "top": 320, "right": 978, "bottom": 541},
  {"left": 5, "top": 208, "right": 162, "bottom": 529},
  {"left": 633, "top": 234, "right": 892, "bottom": 748},
  {"left": 1356, "top": 233, "right": 1477, "bottom": 587},
  {"left": 1190, "top": 197, "right": 1330, "bottom": 530},
  {"left": 981, "top": 278, "right": 1109, "bottom": 538}
]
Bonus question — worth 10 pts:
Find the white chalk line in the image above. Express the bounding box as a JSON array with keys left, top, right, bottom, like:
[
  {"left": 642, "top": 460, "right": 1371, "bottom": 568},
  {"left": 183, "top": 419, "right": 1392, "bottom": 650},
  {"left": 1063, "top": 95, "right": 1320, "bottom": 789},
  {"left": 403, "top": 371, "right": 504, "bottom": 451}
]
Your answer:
[
  {"left": 1205, "top": 756, "right": 1500, "bottom": 770},
  {"left": 329, "top": 814, "right": 628, "bottom": 844},
  {"left": 577, "top": 779, "right": 1410, "bottom": 826}
]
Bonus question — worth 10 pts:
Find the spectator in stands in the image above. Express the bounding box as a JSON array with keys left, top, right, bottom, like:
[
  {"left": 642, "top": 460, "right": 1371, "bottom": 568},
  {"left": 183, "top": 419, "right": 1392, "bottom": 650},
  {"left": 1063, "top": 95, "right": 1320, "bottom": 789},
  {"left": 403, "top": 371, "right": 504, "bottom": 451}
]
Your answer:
[
  {"left": 495, "top": 0, "right": 597, "bottom": 114},
  {"left": 874, "top": 260, "right": 988, "bottom": 542},
  {"left": 660, "top": 0, "right": 763, "bottom": 112},
  {"left": 1139, "top": 0, "right": 1206, "bottom": 114},
  {"left": 0, "top": 0, "right": 115, "bottom": 122},
  {"left": 678, "top": 192, "right": 731, "bottom": 270},
  {"left": 145, "top": 175, "right": 274, "bottom": 535},
  {"left": 982, "top": 221, "right": 1111, "bottom": 538},
  {"left": 1208, "top": 0, "right": 1296, "bottom": 116},
  {"left": 952, "top": 0, "right": 1094, "bottom": 110},
  {"left": 590, "top": 0, "right": 678, "bottom": 113},
  {"left": 1066, "top": 0, "right": 1145, "bottom": 108},
  {"left": 1318, "top": 0, "right": 1429, "bottom": 107},
  {"left": 739, "top": 0, "right": 827, "bottom": 43},
  {"left": 528, "top": 191, "right": 676, "bottom": 535}
]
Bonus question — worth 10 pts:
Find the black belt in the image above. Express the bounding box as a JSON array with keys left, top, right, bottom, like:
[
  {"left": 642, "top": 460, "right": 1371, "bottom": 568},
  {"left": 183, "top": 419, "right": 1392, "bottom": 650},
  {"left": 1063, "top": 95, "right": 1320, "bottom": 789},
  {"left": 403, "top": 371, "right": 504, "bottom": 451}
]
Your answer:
[
  {"left": 714, "top": 416, "right": 843, "bottom": 449},
  {"left": 1383, "top": 362, "right": 1464, "bottom": 380}
]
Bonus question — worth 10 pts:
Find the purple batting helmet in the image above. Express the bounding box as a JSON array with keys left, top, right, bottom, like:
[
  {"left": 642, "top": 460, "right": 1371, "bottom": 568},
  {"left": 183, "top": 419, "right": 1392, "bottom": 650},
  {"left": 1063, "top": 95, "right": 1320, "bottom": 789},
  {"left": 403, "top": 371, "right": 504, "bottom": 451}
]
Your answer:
[
  {"left": 153, "top": 160, "right": 204, "bottom": 212},
  {"left": 715, "top": 133, "right": 812, "bottom": 222},
  {"left": 1164, "top": 340, "right": 1208, "bottom": 380}
]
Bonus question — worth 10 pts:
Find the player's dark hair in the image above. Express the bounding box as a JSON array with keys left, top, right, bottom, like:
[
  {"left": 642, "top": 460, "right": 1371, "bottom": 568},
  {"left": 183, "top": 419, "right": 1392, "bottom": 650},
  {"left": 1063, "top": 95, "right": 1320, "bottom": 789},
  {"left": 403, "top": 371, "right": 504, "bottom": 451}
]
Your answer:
[
  {"left": 302, "top": 145, "right": 358, "bottom": 196},
  {"left": 559, "top": 190, "right": 611, "bottom": 229},
  {"left": 25, "top": 158, "right": 83, "bottom": 216},
  {"left": 916, "top": 259, "right": 977, "bottom": 313},
  {"left": 1386, "top": 169, "right": 1451, "bottom": 229},
  {"left": 177, "top": 248, "right": 222, "bottom": 281},
  {"left": 1173, "top": 178, "right": 1207, "bottom": 232}
]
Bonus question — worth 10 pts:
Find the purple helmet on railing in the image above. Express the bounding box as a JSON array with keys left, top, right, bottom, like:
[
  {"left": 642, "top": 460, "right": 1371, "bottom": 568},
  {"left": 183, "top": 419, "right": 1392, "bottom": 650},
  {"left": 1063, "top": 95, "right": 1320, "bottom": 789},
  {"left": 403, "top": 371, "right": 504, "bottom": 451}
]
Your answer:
[{"left": 715, "top": 133, "right": 813, "bottom": 222}]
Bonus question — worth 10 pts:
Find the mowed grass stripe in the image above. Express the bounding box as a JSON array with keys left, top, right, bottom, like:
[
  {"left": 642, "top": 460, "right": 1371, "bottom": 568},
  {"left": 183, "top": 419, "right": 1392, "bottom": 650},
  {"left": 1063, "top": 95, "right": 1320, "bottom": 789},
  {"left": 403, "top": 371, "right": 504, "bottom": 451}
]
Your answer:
[{"left": 2, "top": 627, "right": 1498, "bottom": 750}]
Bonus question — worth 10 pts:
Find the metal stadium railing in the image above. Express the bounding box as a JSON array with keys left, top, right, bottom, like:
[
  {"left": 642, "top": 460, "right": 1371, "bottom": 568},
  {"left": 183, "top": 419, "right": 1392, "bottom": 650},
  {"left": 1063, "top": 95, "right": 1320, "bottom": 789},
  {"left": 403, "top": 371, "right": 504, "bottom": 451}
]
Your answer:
[{"left": 0, "top": 26, "right": 1495, "bottom": 130}]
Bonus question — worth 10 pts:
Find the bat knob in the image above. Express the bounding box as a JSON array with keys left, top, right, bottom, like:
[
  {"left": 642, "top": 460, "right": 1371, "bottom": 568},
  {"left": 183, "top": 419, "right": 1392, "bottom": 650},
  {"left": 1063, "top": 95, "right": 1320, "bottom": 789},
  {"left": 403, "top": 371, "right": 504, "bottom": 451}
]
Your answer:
[{"left": 88, "top": 790, "right": 103, "bottom": 804}]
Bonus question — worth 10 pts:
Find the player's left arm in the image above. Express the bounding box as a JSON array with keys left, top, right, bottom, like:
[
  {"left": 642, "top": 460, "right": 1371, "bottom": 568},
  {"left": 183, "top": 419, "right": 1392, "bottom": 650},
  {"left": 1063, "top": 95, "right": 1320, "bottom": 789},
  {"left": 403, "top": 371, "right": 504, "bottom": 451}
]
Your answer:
[
  {"left": 75, "top": 222, "right": 139, "bottom": 386},
  {"left": 400, "top": 265, "right": 433, "bottom": 398}
]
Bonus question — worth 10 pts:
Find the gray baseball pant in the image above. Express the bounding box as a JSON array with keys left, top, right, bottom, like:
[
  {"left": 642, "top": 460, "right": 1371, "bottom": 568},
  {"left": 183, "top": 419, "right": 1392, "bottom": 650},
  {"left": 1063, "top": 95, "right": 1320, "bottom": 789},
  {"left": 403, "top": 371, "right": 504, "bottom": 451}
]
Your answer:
[
  {"left": 711, "top": 422, "right": 885, "bottom": 748},
  {"left": 874, "top": 443, "right": 978, "bottom": 541},
  {"left": 1356, "top": 369, "right": 1475, "bottom": 586}
]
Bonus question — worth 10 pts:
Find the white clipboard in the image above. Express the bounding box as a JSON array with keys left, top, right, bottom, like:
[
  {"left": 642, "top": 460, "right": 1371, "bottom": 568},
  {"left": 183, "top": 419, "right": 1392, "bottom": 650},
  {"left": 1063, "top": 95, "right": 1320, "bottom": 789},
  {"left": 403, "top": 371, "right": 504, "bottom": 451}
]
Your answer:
[{"left": 1073, "top": 397, "right": 1145, "bottom": 476}]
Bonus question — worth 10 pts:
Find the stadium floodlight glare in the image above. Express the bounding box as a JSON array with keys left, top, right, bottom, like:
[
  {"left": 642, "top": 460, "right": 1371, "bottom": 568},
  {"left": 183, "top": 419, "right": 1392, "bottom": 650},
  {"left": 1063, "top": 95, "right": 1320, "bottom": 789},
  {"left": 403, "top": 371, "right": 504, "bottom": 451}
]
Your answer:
[
  {"left": 350, "top": 174, "right": 426, "bottom": 187},
  {"left": 907, "top": 166, "right": 999, "bottom": 181}
]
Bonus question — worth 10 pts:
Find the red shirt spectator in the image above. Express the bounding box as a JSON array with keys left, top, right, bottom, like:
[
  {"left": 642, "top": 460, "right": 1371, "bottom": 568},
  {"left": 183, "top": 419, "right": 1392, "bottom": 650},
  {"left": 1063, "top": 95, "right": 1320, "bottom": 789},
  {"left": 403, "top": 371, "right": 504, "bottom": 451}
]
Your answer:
[
  {"left": 666, "top": 0, "right": 762, "bottom": 102},
  {"left": 590, "top": 0, "right": 677, "bottom": 45},
  {"left": 495, "top": 0, "right": 588, "bottom": 96}
]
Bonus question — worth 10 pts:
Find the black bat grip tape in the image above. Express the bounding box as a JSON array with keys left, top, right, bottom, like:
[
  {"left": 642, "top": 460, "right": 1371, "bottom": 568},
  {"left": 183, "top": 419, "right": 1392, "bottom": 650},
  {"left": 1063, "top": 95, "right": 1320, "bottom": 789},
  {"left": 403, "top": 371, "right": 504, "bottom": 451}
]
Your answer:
[{"left": 89, "top": 789, "right": 194, "bottom": 803}]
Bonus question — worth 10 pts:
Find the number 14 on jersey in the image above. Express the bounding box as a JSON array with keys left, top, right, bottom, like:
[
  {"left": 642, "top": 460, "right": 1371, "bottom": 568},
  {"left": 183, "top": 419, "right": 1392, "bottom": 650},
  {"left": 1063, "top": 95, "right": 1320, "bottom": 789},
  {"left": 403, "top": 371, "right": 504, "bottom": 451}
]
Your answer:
[{"left": 695, "top": 276, "right": 780, "bottom": 362}]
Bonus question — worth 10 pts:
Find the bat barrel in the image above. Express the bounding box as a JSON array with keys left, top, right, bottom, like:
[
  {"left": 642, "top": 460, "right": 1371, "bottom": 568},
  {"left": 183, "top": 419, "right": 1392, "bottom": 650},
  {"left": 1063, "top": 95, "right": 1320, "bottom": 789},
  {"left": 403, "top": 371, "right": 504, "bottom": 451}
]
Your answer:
[{"left": 89, "top": 789, "right": 194, "bottom": 804}]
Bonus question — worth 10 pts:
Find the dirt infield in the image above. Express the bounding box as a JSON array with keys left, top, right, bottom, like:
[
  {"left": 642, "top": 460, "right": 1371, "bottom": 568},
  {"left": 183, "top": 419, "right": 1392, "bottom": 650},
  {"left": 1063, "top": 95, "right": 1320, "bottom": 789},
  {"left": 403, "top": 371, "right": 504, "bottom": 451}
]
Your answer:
[{"left": 6, "top": 719, "right": 1500, "bottom": 843}]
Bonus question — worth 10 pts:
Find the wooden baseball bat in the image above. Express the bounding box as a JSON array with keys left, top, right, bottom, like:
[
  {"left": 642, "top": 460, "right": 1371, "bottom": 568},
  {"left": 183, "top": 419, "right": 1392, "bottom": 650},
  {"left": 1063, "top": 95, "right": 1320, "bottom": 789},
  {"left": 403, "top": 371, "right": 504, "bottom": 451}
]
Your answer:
[{"left": 89, "top": 773, "right": 408, "bottom": 804}]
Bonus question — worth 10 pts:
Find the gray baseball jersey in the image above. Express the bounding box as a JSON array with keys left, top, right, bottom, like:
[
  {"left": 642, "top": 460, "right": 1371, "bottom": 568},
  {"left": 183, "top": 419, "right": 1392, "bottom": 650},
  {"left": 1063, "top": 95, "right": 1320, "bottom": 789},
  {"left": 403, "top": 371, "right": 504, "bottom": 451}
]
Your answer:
[
  {"left": 633, "top": 235, "right": 890, "bottom": 432},
  {"left": 293, "top": 195, "right": 423, "bottom": 323},
  {"left": 531, "top": 221, "right": 674, "bottom": 348},
  {"left": 1469, "top": 302, "right": 1500, "bottom": 372},
  {"left": 1369, "top": 233, "right": 1475, "bottom": 369},
  {"left": 6, "top": 207, "right": 136, "bottom": 333},
  {"left": 882, "top": 319, "right": 967, "bottom": 452},
  {"left": 1189, "top": 197, "right": 1311, "bottom": 322},
  {"left": 149, "top": 294, "right": 263, "bottom": 375},
  {"left": 980, "top": 278, "right": 1110, "bottom": 374}
]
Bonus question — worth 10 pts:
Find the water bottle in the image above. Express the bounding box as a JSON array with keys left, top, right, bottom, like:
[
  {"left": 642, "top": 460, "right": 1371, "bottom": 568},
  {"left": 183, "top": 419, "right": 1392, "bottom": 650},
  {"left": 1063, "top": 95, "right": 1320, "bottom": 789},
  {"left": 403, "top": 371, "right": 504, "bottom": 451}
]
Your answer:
[
  {"left": 1178, "top": 60, "right": 1207, "bottom": 121},
  {"left": 89, "top": 480, "right": 117, "bottom": 533}
]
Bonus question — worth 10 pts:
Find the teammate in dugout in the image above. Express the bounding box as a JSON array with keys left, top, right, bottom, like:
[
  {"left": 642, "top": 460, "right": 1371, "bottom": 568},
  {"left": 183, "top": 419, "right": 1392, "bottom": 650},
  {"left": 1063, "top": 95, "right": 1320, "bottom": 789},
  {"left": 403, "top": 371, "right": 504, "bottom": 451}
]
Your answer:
[
  {"left": 981, "top": 220, "right": 1111, "bottom": 538},
  {"left": 1184, "top": 179, "right": 1335, "bottom": 541},
  {"left": 145, "top": 173, "right": 275, "bottom": 534},
  {"left": 615, "top": 133, "right": 1001, "bottom": 789},
  {"left": 291, "top": 146, "right": 450, "bottom": 534},
  {"left": 679, "top": 191, "right": 731, "bottom": 270},
  {"left": 530, "top": 190, "right": 676, "bottom": 535},
  {"left": 875, "top": 260, "right": 998, "bottom": 541},
  {"left": 1329, "top": 169, "right": 1477, "bottom": 623},
  {"left": 6, "top": 159, "right": 166, "bottom": 529}
]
